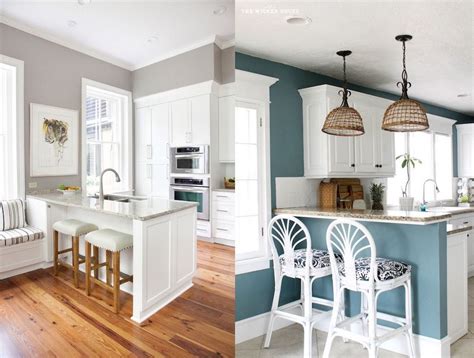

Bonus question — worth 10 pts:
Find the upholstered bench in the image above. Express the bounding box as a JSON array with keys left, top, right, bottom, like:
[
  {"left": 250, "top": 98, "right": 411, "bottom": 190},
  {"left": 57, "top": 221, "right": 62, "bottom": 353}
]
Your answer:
[{"left": 0, "top": 199, "right": 46, "bottom": 279}]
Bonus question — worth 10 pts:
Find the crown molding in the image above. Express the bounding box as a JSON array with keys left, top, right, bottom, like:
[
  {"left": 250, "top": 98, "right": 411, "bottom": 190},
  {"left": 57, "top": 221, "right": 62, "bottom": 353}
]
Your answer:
[{"left": 0, "top": 15, "right": 134, "bottom": 70}]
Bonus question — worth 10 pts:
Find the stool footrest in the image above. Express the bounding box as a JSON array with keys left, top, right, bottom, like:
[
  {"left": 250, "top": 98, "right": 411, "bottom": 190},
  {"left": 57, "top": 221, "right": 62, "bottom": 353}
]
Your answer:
[{"left": 58, "top": 248, "right": 73, "bottom": 255}]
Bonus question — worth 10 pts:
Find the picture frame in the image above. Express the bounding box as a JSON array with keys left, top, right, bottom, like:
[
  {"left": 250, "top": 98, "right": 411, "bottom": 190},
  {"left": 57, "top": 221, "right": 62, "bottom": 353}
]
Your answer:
[{"left": 30, "top": 103, "right": 78, "bottom": 177}]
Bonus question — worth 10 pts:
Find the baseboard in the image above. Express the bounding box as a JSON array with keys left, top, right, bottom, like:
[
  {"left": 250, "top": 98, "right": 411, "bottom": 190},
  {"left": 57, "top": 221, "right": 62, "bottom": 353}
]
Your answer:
[
  {"left": 0, "top": 261, "right": 52, "bottom": 280},
  {"left": 236, "top": 305, "right": 451, "bottom": 358}
]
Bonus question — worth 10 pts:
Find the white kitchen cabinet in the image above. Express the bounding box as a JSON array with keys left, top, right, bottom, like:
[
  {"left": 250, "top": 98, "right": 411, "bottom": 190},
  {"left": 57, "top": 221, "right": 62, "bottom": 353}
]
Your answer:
[
  {"left": 212, "top": 190, "right": 235, "bottom": 246},
  {"left": 135, "top": 104, "right": 170, "bottom": 198},
  {"left": 449, "top": 212, "right": 474, "bottom": 277},
  {"left": 170, "top": 95, "right": 211, "bottom": 146},
  {"left": 457, "top": 124, "right": 474, "bottom": 178},
  {"left": 447, "top": 230, "right": 468, "bottom": 343},
  {"left": 218, "top": 95, "right": 235, "bottom": 162},
  {"left": 299, "top": 85, "right": 396, "bottom": 178}
]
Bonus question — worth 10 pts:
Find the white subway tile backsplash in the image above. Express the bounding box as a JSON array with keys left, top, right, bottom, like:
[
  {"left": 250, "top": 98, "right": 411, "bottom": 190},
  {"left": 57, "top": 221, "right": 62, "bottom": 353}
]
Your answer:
[{"left": 275, "top": 177, "right": 320, "bottom": 208}]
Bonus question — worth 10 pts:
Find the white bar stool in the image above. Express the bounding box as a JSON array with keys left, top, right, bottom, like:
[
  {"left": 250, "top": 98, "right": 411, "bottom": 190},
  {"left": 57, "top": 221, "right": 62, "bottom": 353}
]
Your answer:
[
  {"left": 323, "top": 219, "right": 415, "bottom": 358},
  {"left": 52, "top": 219, "right": 98, "bottom": 288},
  {"left": 264, "top": 215, "right": 343, "bottom": 358},
  {"left": 84, "top": 229, "right": 133, "bottom": 313}
]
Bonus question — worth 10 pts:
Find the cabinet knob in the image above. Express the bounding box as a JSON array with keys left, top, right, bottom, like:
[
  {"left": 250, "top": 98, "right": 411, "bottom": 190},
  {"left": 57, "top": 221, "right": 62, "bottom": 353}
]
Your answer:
[{"left": 351, "top": 164, "right": 355, "bottom": 168}]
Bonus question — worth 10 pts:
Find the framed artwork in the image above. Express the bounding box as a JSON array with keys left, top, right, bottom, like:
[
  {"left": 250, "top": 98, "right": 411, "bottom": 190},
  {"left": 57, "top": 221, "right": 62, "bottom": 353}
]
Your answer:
[{"left": 30, "top": 103, "right": 78, "bottom": 177}]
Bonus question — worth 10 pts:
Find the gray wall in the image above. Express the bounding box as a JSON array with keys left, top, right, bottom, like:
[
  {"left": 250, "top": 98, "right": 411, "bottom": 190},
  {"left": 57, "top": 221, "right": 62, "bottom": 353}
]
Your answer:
[
  {"left": 0, "top": 24, "right": 133, "bottom": 192},
  {"left": 132, "top": 44, "right": 235, "bottom": 98}
]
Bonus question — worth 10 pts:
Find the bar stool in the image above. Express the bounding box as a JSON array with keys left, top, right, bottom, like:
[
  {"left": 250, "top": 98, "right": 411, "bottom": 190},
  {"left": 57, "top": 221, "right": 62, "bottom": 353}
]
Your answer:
[
  {"left": 264, "top": 215, "right": 344, "bottom": 358},
  {"left": 324, "top": 219, "right": 415, "bottom": 358},
  {"left": 52, "top": 219, "right": 98, "bottom": 288},
  {"left": 84, "top": 229, "right": 133, "bottom": 313}
]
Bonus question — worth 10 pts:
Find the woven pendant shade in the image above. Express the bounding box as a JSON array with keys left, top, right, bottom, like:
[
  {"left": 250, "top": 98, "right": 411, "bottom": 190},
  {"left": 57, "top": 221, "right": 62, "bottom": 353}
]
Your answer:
[
  {"left": 322, "top": 106, "right": 365, "bottom": 136},
  {"left": 381, "top": 99, "right": 429, "bottom": 132},
  {"left": 322, "top": 50, "right": 364, "bottom": 136},
  {"left": 382, "top": 34, "right": 429, "bottom": 132}
]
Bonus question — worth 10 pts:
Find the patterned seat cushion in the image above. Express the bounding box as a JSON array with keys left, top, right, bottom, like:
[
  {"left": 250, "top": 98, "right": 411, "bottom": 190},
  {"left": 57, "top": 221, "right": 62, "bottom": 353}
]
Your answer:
[
  {"left": 279, "top": 249, "right": 342, "bottom": 270},
  {"left": 0, "top": 226, "right": 44, "bottom": 247},
  {"left": 1, "top": 199, "right": 26, "bottom": 230},
  {"left": 339, "top": 257, "right": 411, "bottom": 281}
]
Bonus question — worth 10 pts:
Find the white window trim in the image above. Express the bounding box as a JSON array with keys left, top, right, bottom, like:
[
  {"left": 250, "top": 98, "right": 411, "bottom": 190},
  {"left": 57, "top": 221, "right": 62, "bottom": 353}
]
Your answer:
[
  {"left": 235, "top": 70, "right": 278, "bottom": 275},
  {"left": 0, "top": 54, "right": 25, "bottom": 199},
  {"left": 81, "top": 78, "right": 133, "bottom": 194}
]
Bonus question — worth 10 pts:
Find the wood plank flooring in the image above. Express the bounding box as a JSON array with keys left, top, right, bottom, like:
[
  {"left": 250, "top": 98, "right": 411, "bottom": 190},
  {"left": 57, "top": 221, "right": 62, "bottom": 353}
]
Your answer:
[{"left": 0, "top": 241, "right": 235, "bottom": 357}]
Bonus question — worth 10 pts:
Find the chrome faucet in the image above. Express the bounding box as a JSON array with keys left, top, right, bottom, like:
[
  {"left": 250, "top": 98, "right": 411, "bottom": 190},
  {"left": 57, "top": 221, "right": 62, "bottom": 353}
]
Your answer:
[
  {"left": 422, "top": 179, "right": 440, "bottom": 206},
  {"left": 99, "top": 168, "right": 121, "bottom": 202}
]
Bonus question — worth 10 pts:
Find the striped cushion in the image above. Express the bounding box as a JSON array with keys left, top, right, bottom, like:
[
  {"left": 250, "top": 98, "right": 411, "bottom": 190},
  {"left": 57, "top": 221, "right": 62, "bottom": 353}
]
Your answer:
[
  {"left": 0, "top": 226, "right": 44, "bottom": 247},
  {"left": 0, "top": 199, "right": 26, "bottom": 230}
]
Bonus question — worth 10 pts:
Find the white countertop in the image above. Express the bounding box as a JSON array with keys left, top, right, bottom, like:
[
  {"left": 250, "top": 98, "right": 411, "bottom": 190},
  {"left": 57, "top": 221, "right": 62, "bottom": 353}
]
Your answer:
[{"left": 27, "top": 192, "right": 197, "bottom": 221}]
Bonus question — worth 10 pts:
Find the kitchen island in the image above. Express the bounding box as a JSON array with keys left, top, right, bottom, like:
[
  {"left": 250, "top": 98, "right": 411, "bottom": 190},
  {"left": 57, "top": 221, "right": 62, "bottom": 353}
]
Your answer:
[
  {"left": 268, "top": 207, "right": 466, "bottom": 357},
  {"left": 26, "top": 192, "right": 197, "bottom": 324}
]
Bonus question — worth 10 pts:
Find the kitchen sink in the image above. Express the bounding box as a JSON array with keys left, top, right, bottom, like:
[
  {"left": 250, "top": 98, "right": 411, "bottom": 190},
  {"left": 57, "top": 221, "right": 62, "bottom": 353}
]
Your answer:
[{"left": 88, "top": 194, "right": 146, "bottom": 203}]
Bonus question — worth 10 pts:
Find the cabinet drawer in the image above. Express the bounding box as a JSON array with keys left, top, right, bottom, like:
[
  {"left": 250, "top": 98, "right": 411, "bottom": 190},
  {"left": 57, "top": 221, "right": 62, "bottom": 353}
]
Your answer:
[
  {"left": 212, "top": 191, "right": 235, "bottom": 203},
  {"left": 196, "top": 220, "right": 211, "bottom": 238},
  {"left": 212, "top": 202, "right": 234, "bottom": 220},
  {"left": 212, "top": 220, "right": 235, "bottom": 241},
  {"left": 449, "top": 215, "right": 474, "bottom": 228}
]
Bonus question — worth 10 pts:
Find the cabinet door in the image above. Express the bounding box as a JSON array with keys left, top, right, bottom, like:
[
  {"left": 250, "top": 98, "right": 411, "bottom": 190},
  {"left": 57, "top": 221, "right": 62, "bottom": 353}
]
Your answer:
[
  {"left": 376, "top": 124, "right": 395, "bottom": 175},
  {"left": 190, "top": 95, "right": 211, "bottom": 145},
  {"left": 135, "top": 107, "right": 153, "bottom": 162},
  {"left": 135, "top": 162, "right": 152, "bottom": 196},
  {"left": 458, "top": 126, "right": 474, "bottom": 177},
  {"left": 354, "top": 103, "right": 377, "bottom": 174},
  {"left": 329, "top": 136, "right": 354, "bottom": 173},
  {"left": 152, "top": 164, "right": 170, "bottom": 198},
  {"left": 219, "top": 95, "right": 235, "bottom": 162},
  {"left": 152, "top": 103, "right": 170, "bottom": 164},
  {"left": 170, "top": 99, "right": 190, "bottom": 146}
]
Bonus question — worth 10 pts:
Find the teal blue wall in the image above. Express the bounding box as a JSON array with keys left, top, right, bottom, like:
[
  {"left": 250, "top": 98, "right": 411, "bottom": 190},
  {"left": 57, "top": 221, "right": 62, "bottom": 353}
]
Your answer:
[{"left": 235, "top": 52, "right": 461, "bottom": 339}]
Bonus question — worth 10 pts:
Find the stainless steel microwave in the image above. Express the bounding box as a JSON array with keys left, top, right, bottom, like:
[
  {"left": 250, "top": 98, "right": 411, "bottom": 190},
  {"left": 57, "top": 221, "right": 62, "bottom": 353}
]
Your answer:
[{"left": 170, "top": 146, "right": 209, "bottom": 175}]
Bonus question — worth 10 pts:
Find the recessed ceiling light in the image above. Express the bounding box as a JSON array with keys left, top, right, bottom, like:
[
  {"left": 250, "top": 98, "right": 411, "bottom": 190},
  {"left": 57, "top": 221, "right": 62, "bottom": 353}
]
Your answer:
[
  {"left": 457, "top": 93, "right": 471, "bottom": 98},
  {"left": 67, "top": 20, "right": 77, "bottom": 28},
  {"left": 213, "top": 6, "right": 226, "bottom": 15},
  {"left": 286, "top": 15, "right": 312, "bottom": 25},
  {"left": 78, "top": 0, "right": 91, "bottom": 5},
  {"left": 147, "top": 36, "right": 159, "bottom": 43}
]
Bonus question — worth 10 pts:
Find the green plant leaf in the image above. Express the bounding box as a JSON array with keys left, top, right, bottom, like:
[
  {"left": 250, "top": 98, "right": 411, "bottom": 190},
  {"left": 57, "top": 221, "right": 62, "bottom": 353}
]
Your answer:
[{"left": 401, "top": 160, "right": 407, "bottom": 168}]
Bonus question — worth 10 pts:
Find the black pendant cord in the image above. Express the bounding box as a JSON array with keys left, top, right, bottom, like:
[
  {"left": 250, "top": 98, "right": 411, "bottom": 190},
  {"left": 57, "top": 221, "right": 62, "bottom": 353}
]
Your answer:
[
  {"left": 338, "top": 52, "right": 352, "bottom": 108},
  {"left": 397, "top": 39, "right": 412, "bottom": 99}
]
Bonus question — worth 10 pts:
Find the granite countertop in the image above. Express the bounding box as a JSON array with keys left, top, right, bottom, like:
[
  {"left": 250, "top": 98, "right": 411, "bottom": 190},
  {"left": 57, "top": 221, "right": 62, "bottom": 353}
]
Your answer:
[
  {"left": 27, "top": 192, "right": 197, "bottom": 221},
  {"left": 274, "top": 207, "right": 451, "bottom": 225},
  {"left": 447, "top": 224, "right": 473, "bottom": 236}
]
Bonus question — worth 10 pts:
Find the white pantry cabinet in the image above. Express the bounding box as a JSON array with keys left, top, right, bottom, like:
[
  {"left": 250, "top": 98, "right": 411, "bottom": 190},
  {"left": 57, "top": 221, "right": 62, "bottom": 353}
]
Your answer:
[
  {"left": 135, "top": 104, "right": 170, "bottom": 198},
  {"left": 457, "top": 124, "right": 474, "bottom": 178},
  {"left": 299, "top": 85, "right": 395, "bottom": 178}
]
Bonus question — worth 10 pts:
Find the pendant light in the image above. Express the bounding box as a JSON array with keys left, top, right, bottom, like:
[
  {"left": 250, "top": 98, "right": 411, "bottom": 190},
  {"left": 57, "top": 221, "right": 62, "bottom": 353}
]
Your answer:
[
  {"left": 322, "top": 50, "right": 364, "bottom": 136},
  {"left": 382, "top": 35, "right": 429, "bottom": 132}
]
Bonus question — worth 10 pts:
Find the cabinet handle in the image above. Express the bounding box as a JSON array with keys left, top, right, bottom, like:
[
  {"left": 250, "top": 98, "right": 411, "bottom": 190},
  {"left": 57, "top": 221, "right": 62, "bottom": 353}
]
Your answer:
[
  {"left": 463, "top": 221, "right": 469, "bottom": 224},
  {"left": 146, "top": 164, "right": 152, "bottom": 179},
  {"left": 216, "top": 195, "right": 229, "bottom": 198},
  {"left": 216, "top": 228, "right": 228, "bottom": 232},
  {"left": 217, "top": 209, "right": 229, "bottom": 213},
  {"left": 146, "top": 145, "right": 152, "bottom": 159}
]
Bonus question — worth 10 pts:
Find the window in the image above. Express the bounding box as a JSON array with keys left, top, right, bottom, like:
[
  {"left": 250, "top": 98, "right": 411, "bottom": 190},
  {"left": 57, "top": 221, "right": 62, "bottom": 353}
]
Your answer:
[
  {"left": 81, "top": 79, "right": 132, "bottom": 196},
  {"left": 0, "top": 56, "right": 24, "bottom": 200},
  {"left": 387, "top": 116, "right": 454, "bottom": 206},
  {"left": 234, "top": 70, "right": 278, "bottom": 274},
  {"left": 235, "top": 103, "right": 263, "bottom": 260}
]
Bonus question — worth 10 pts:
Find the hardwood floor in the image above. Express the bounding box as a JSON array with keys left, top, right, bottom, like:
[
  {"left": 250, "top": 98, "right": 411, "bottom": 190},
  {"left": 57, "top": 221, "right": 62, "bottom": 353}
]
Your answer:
[{"left": 0, "top": 241, "right": 235, "bottom": 357}]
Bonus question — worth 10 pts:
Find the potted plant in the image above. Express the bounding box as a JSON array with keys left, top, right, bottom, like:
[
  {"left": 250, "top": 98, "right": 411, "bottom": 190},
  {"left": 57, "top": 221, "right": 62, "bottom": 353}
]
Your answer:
[
  {"left": 370, "top": 182, "right": 385, "bottom": 210},
  {"left": 396, "top": 153, "right": 422, "bottom": 211}
]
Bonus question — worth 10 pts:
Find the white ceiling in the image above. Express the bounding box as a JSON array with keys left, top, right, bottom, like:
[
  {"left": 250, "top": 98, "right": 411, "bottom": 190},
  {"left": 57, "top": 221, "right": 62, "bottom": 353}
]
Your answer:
[
  {"left": 236, "top": 0, "right": 474, "bottom": 116},
  {"left": 0, "top": 0, "right": 235, "bottom": 70}
]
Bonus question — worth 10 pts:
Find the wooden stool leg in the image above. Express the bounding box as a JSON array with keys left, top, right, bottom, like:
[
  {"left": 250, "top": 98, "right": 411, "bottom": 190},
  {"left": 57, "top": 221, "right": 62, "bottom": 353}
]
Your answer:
[
  {"left": 73, "top": 236, "right": 80, "bottom": 288},
  {"left": 106, "top": 251, "right": 112, "bottom": 285},
  {"left": 85, "top": 242, "right": 91, "bottom": 296},
  {"left": 113, "top": 251, "right": 120, "bottom": 313},
  {"left": 53, "top": 230, "right": 59, "bottom": 275},
  {"left": 93, "top": 246, "right": 99, "bottom": 279}
]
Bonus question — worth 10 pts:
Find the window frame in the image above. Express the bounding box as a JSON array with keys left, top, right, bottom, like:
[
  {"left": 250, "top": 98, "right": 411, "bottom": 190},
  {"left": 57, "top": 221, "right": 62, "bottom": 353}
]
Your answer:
[
  {"left": 81, "top": 78, "right": 133, "bottom": 196},
  {"left": 387, "top": 114, "right": 456, "bottom": 207},
  {"left": 235, "top": 70, "right": 278, "bottom": 275},
  {"left": 0, "top": 54, "right": 24, "bottom": 199}
]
